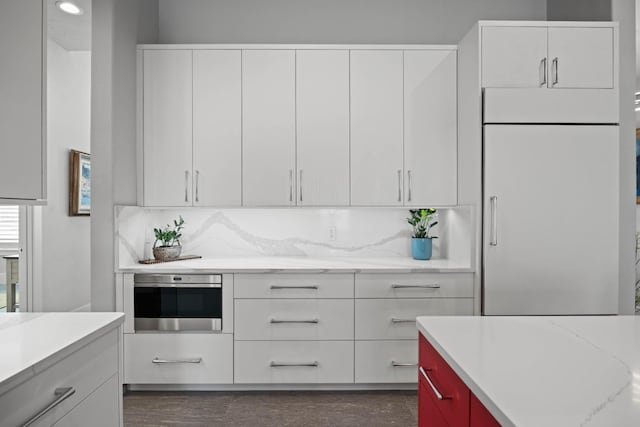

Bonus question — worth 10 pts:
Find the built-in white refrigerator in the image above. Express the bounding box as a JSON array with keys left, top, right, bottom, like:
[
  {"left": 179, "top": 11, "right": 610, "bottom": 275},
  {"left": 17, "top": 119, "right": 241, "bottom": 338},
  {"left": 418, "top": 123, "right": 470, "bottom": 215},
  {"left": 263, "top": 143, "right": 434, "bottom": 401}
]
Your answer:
[{"left": 482, "top": 121, "right": 619, "bottom": 315}]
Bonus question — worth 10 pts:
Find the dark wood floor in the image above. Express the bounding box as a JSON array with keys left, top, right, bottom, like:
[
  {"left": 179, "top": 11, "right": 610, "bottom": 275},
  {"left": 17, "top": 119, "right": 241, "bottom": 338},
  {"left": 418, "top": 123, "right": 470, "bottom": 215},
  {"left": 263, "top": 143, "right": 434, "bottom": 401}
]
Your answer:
[{"left": 124, "top": 390, "right": 417, "bottom": 427}]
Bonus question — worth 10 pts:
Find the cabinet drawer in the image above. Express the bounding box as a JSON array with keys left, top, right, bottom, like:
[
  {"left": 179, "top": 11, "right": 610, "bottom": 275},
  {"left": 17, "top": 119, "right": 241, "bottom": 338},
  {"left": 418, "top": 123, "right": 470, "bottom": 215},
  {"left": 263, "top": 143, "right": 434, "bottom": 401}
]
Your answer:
[
  {"left": 234, "top": 341, "right": 354, "bottom": 383},
  {"left": 355, "top": 273, "right": 473, "bottom": 298},
  {"left": 355, "top": 340, "right": 417, "bottom": 383},
  {"left": 235, "top": 299, "right": 354, "bottom": 340},
  {"left": 235, "top": 274, "right": 354, "bottom": 299},
  {"left": 418, "top": 379, "right": 449, "bottom": 427},
  {"left": 355, "top": 299, "right": 473, "bottom": 340},
  {"left": 53, "top": 374, "right": 120, "bottom": 427},
  {"left": 124, "top": 333, "right": 233, "bottom": 384},
  {"left": 0, "top": 330, "right": 119, "bottom": 427},
  {"left": 419, "top": 334, "right": 470, "bottom": 426}
]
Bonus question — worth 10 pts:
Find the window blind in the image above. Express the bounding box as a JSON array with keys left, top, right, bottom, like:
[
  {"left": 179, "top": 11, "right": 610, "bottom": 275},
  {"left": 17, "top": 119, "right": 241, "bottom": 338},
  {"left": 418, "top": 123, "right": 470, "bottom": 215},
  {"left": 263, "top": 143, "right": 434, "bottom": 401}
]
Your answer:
[{"left": 0, "top": 206, "right": 19, "bottom": 247}]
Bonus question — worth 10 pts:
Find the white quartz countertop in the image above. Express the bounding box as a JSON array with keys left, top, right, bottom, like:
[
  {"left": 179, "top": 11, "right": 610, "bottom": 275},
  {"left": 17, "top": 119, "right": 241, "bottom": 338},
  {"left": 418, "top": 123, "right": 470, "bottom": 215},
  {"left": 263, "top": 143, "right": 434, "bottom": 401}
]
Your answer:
[
  {"left": 0, "top": 312, "right": 124, "bottom": 395},
  {"left": 118, "top": 256, "right": 472, "bottom": 273},
  {"left": 416, "top": 316, "right": 640, "bottom": 427}
]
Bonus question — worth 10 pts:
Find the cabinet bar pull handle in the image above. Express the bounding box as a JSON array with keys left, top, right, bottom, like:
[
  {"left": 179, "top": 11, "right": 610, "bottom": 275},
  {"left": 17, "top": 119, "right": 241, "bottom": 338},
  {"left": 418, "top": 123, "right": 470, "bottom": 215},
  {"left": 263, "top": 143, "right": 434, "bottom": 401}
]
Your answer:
[
  {"left": 407, "top": 170, "right": 412, "bottom": 202},
  {"left": 397, "top": 170, "right": 402, "bottom": 202},
  {"left": 390, "top": 318, "right": 416, "bottom": 323},
  {"left": 22, "top": 387, "right": 76, "bottom": 427},
  {"left": 289, "top": 169, "right": 294, "bottom": 202},
  {"left": 270, "top": 361, "right": 319, "bottom": 367},
  {"left": 392, "top": 361, "right": 418, "bottom": 367},
  {"left": 299, "top": 169, "right": 303, "bottom": 202},
  {"left": 391, "top": 284, "right": 440, "bottom": 289},
  {"left": 195, "top": 170, "right": 200, "bottom": 202},
  {"left": 152, "top": 357, "right": 202, "bottom": 364},
  {"left": 420, "top": 367, "right": 449, "bottom": 400},
  {"left": 270, "top": 285, "right": 319, "bottom": 290},
  {"left": 539, "top": 57, "right": 547, "bottom": 87},
  {"left": 270, "top": 318, "right": 319, "bottom": 324},
  {"left": 552, "top": 57, "right": 558, "bottom": 85},
  {"left": 184, "top": 170, "right": 189, "bottom": 202},
  {"left": 489, "top": 196, "right": 498, "bottom": 246}
]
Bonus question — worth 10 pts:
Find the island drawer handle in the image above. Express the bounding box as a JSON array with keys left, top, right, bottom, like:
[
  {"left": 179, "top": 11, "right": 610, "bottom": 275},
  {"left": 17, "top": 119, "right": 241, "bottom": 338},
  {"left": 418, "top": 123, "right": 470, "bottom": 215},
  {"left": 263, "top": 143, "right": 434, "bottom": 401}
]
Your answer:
[
  {"left": 22, "top": 387, "right": 76, "bottom": 427},
  {"left": 420, "top": 366, "right": 449, "bottom": 401},
  {"left": 391, "top": 284, "right": 440, "bottom": 289},
  {"left": 391, "top": 361, "right": 417, "bottom": 367},
  {"left": 390, "top": 318, "right": 415, "bottom": 323},
  {"left": 152, "top": 357, "right": 203, "bottom": 364},
  {"left": 270, "top": 318, "right": 319, "bottom": 324},
  {"left": 270, "top": 285, "right": 319, "bottom": 290},
  {"left": 270, "top": 361, "right": 319, "bottom": 367}
]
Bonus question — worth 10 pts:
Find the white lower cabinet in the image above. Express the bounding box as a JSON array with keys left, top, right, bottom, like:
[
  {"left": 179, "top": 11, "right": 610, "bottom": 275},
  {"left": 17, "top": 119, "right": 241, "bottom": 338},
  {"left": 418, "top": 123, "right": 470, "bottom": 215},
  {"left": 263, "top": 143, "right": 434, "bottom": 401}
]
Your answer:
[
  {"left": 124, "top": 333, "right": 233, "bottom": 384},
  {"left": 53, "top": 375, "right": 120, "bottom": 427},
  {"left": 234, "top": 341, "right": 354, "bottom": 384},
  {"left": 355, "top": 341, "right": 418, "bottom": 383}
]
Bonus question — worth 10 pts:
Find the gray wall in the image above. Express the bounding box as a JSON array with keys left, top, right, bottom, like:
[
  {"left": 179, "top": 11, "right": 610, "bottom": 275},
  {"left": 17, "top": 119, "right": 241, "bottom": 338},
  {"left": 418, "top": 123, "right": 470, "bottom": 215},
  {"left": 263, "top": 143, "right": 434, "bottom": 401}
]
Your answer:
[
  {"left": 157, "top": 0, "right": 547, "bottom": 44},
  {"left": 547, "top": 0, "right": 612, "bottom": 20}
]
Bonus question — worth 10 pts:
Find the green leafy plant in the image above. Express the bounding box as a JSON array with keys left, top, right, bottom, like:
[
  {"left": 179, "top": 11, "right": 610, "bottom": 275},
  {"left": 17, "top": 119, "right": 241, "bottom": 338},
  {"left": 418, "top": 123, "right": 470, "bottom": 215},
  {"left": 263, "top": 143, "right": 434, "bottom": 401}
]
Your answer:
[
  {"left": 153, "top": 216, "right": 185, "bottom": 248},
  {"left": 407, "top": 208, "right": 438, "bottom": 239}
]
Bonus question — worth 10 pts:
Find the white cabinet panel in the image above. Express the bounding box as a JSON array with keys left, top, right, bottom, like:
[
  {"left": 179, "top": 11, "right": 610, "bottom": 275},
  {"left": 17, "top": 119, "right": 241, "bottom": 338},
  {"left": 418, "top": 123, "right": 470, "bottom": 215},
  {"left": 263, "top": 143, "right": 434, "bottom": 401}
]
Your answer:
[
  {"left": 350, "top": 50, "right": 404, "bottom": 206},
  {"left": 296, "top": 50, "right": 350, "bottom": 206},
  {"left": 234, "top": 341, "right": 354, "bottom": 383},
  {"left": 143, "top": 50, "right": 193, "bottom": 206},
  {"left": 0, "top": 0, "right": 45, "bottom": 201},
  {"left": 193, "top": 50, "right": 242, "bottom": 206},
  {"left": 355, "top": 273, "right": 473, "bottom": 299},
  {"left": 481, "top": 26, "right": 548, "bottom": 88},
  {"left": 355, "top": 340, "right": 417, "bottom": 383},
  {"left": 404, "top": 50, "right": 457, "bottom": 206},
  {"left": 234, "top": 299, "right": 354, "bottom": 340},
  {"left": 547, "top": 27, "right": 614, "bottom": 89},
  {"left": 483, "top": 125, "right": 619, "bottom": 315},
  {"left": 234, "top": 273, "right": 354, "bottom": 299},
  {"left": 242, "top": 50, "right": 296, "bottom": 206},
  {"left": 53, "top": 375, "right": 120, "bottom": 427}
]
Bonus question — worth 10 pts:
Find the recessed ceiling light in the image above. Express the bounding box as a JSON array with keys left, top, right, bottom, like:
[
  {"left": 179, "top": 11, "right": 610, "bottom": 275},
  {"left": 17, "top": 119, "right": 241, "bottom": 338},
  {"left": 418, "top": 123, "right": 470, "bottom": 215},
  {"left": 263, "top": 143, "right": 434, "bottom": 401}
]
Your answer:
[{"left": 56, "top": 1, "right": 83, "bottom": 15}]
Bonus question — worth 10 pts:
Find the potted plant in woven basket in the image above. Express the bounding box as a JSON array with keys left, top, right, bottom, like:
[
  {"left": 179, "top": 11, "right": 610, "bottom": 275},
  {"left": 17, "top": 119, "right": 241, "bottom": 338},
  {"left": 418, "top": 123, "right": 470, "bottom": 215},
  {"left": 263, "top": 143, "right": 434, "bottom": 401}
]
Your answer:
[
  {"left": 407, "top": 208, "right": 438, "bottom": 260},
  {"left": 153, "top": 216, "right": 185, "bottom": 261}
]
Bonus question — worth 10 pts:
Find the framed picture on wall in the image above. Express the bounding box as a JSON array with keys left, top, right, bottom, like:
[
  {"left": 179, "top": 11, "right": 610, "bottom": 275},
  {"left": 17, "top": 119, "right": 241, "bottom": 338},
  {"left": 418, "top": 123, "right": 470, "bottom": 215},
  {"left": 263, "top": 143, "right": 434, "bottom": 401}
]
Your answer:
[
  {"left": 637, "top": 129, "right": 640, "bottom": 204},
  {"left": 69, "top": 149, "right": 91, "bottom": 216}
]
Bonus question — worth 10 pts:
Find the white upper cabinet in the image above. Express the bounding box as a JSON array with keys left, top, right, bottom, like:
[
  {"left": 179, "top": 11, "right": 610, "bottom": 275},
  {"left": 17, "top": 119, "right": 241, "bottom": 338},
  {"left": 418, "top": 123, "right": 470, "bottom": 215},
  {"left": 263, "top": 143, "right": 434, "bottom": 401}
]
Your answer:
[
  {"left": 242, "top": 50, "right": 296, "bottom": 206},
  {"left": 193, "top": 50, "right": 242, "bottom": 206},
  {"left": 350, "top": 50, "right": 404, "bottom": 206},
  {"left": 296, "top": 50, "right": 350, "bottom": 206},
  {"left": 404, "top": 50, "right": 457, "bottom": 206},
  {"left": 0, "top": 0, "right": 46, "bottom": 202},
  {"left": 482, "top": 25, "right": 615, "bottom": 89},
  {"left": 143, "top": 50, "right": 193, "bottom": 207}
]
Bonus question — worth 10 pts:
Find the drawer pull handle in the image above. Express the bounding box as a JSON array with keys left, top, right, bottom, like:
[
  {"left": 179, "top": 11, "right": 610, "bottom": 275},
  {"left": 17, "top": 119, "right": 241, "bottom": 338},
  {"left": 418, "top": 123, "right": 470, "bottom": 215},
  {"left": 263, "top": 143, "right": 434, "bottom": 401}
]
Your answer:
[
  {"left": 152, "top": 357, "right": 203, "bottom": 364},
  {"left": 390, "top": 318, "right": 415, "bottom": 324},
  {"left": 22, "top": 387, "right": 76, "bottom": 427},
  {"left": 270, "top": 318, "right": 319, "bottom": 324},
  {"left": 391, "top": 361, "right": 417, "bottom": 367},
  {"left": 270, "top": 361, "right": 319, "bottom": 367},
  {"left": 391, "top": 284, "right": 440, "bottom": 289},
  {"left": 270, "top": 285, "right": 319, "bottom": 290},
  {"left": 419, "top": 366, "right": 449, "bottom": 401}
]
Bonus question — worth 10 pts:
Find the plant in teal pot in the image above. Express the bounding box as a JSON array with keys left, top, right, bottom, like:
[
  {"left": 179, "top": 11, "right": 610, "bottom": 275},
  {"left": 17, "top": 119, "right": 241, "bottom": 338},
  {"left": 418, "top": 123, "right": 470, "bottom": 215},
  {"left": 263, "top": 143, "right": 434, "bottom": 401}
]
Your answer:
[{"left": 407, "top": 208, "right": 438, "bottom": 260}]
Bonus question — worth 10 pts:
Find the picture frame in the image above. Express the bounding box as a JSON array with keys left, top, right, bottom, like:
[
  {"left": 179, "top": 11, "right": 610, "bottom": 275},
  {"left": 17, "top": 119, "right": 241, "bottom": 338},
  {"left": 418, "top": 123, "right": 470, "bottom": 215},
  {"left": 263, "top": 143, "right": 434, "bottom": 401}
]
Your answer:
[
  {"left": 69, "top": 150, "right": 91, "bottom": 216},
  {"left": 637, "top": 129, "right": 640, "bottom": 204}
]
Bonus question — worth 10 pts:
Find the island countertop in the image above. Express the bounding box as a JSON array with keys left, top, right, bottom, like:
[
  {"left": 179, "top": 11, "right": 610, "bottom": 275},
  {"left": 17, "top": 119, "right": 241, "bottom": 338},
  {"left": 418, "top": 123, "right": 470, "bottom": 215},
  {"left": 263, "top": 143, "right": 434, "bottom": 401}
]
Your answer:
[
  {"left": 0, "top": 312, "right": 124, "bottom": 395},
  {"left": 416, "top": 315, "right": 640, "bottom": 427}
]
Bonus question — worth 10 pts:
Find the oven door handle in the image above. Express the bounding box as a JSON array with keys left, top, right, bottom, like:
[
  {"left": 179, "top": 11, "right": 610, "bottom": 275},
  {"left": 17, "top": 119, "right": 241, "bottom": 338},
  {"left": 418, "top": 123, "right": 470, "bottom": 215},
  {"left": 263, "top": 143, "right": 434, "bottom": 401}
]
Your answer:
[{"left": 152, "top": 357, "right": 203, "bottom": 364}]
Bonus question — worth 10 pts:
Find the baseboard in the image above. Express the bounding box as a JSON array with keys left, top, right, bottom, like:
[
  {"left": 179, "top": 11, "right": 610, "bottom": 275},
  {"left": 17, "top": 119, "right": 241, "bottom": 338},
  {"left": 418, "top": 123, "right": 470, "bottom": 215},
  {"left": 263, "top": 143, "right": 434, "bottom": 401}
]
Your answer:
[{"left": 125, "top": 383, "right": 417, "bottom": 392}]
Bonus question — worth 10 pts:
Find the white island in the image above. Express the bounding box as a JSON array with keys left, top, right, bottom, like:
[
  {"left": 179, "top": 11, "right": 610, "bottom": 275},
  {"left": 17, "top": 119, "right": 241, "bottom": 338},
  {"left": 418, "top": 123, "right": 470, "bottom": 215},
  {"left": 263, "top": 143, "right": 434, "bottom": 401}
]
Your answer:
[
  {"left": 0, "top": 312, "right": 124, "bottom": 427},
  {"left": 416, "top": 315, "right": 640, "bottom": 427}
]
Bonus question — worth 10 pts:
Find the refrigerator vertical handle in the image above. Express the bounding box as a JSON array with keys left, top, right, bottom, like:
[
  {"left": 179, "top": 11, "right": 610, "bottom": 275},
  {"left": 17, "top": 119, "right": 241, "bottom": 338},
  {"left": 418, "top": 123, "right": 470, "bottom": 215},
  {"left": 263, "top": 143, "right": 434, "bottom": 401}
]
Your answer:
[{"left": 489, "top": 196, "right": 498, "bottom": 246}]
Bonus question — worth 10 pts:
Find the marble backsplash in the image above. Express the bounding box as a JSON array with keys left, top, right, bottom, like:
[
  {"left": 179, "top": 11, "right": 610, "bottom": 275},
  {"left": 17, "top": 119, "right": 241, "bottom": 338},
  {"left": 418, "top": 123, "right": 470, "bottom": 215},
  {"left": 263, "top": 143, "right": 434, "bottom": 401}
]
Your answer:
[{"left": 115, "top": 206, "right": 473, "bottom": 267}]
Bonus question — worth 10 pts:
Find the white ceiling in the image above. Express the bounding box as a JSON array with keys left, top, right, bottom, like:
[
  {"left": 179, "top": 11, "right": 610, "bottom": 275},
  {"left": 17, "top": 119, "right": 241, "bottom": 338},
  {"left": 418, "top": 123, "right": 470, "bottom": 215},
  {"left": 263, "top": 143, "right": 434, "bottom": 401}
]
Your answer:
[{"left": 47, "top": 0, "right": 92, "bottom": 51}]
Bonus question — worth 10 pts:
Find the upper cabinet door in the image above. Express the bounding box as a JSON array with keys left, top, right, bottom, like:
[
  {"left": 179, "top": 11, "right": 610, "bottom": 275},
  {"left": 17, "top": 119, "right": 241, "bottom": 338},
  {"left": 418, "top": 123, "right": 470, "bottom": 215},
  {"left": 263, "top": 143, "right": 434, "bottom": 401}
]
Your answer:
[
  {"left": 404, "top": 50, "right": 457, "bottom": 206},
  {"left": 350, "top": 50, "right": 404, "bottom": 206},
  {"left": 547, "top": 27, "right": 614, "bottom": 89},
  {"left": 481, "top": 26, "right": 548, "bottom": 88},
  {"left": 242, "top": 50, "right": 296, "bottom": 206},
  {"left": 143, "top": 50, "right": 193, "bottom": 207},
  {"left": 0, "top": 0, "right": 45, "bottom": 201},
  {"left": 296, "top": 50, "right": 350, "bottom": 206},
  {"left": 193, "top": 50, "right": 242, "bottom": 206}
]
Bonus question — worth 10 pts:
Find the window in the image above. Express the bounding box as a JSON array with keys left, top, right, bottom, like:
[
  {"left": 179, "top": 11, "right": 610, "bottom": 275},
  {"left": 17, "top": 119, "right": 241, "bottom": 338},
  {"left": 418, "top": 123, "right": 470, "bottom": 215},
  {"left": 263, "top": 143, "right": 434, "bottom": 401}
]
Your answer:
[{"left": 0, "top": 206, "right": 19, "bottom": 249}]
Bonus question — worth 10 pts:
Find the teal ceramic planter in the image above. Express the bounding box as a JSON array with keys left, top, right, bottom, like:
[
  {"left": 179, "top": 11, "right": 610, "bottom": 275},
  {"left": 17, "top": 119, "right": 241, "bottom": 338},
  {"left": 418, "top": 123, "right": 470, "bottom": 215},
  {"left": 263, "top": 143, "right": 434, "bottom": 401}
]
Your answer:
[{"left": 411, "top": 238, "right": 432, "bottom": 260}]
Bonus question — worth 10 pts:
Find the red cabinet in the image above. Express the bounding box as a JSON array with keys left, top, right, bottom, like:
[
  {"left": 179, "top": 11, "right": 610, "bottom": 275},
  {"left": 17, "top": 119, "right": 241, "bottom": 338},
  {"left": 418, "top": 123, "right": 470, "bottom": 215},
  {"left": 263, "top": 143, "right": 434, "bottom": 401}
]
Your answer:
[{"left": 418, "top": 334, "right": 501, "bottom": 427}]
